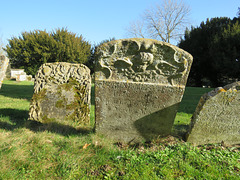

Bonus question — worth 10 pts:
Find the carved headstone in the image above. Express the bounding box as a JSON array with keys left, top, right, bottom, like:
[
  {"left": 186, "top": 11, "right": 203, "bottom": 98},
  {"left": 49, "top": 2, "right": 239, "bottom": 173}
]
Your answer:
[
  {"left": 0, "top": 55, "right": 9, "bottom": 89},
  {"left": 187, "top": 82, "right": 240, "bottom": 146},
  {"left": 95, "top": 38, "right": 193, "bottom": 142},
  {"left": 29, "top": 62, "right": 91, "bottom": 127}
]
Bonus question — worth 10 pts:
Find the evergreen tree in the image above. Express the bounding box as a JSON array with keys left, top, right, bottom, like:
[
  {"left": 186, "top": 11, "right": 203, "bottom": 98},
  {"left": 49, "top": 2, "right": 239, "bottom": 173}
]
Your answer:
[
  {"left": 5, "top": 28, "right": 91, "bottom": 76},
  {"left": 179, "top": 17, "right": 240, "bottom": 87}
]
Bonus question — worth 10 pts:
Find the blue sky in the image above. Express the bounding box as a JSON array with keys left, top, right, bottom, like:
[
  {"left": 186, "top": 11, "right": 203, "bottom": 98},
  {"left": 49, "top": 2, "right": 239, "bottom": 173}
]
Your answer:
[{"left": 0, "top": 0, "right": 239, "bottom": 45}]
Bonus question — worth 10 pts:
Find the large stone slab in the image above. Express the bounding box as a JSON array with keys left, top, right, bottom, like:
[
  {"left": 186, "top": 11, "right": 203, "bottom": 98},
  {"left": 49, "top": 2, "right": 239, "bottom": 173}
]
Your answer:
[
  {"left": 95, "top": 38, "right": 193, "bottom": 142},
  {"left": 0, "top": 55, "right": 9, "bottom": 89},
  {"left": 186, "top": 82, "right": 240, "bottom": 146},
  {"left": 29, "top": 62, "right": 91, "bottom": 127}
]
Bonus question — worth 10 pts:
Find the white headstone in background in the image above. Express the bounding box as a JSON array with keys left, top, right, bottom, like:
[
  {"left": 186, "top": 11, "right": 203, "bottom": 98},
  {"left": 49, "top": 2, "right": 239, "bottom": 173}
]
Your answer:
[
  {"left": 16, "top": 72, "right": 27, "bottom": 81},
  {"left": 11, "top": 69, "right": 25, "bottom": 79}
]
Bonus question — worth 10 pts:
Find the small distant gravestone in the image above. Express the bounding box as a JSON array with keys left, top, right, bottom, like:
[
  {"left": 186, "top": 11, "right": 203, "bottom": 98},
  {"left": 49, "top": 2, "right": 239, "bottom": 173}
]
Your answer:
[
  {"left": 11, "top": 69, "right": 33, "bottom": 81},
  {"left": 95, "top": 38, "right": 193, "bottom": 143},
  {"left": 29, "top": 62, "right": 91, "bottom": 127},
  {"left": 186, "top": 82, "right": 240, "bottom": 146},
  {"left": 11, "top": 69, "right": 25, "bottom": 79},
  {"left": 0, "top": 55, "right": 9, "bottom": 89},
  {"left": 16, "top": 72, "right": 27, "bottom": 81}
]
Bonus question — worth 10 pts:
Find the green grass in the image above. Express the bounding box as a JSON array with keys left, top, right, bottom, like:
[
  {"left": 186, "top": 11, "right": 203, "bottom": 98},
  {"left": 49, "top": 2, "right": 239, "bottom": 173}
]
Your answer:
[
  {"left": 178, "top": 87, "right": 214, "bottom": 114},
  {"left": 0, "top": 80, "right": 33, "bottom": 130},
  {"left": 173, "top": 87, "right": 214, "bottom": 137},
  {"left": 0, "top": 80, "right": 239, "bottom": 179}
]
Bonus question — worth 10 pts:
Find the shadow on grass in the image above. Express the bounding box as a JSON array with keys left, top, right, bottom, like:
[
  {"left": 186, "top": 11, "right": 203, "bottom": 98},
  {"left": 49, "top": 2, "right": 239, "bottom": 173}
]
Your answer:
[
  {"left": 26, "top": 120, "right": 94, "bottom": 136},
  {"left": 0, "top": 83, "right": 34, "bottom": 101},
  {"left": 0, "top": 108, "right": 28, "bottom": 130},
  {"left": 171, "top": 124, "right": 190, "bottom": 141},
  {"left": 0, "top": 108, "right": 93, "bottom": 136}
]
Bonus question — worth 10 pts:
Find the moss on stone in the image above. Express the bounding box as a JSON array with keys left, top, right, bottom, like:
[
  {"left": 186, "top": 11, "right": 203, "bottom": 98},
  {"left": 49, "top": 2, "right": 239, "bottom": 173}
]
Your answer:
[
  {"left": 60, "top": 78, "right": 78, "bottom": 91},
  {"left": 54, "top": 78, "right": 90, "bottom": 125},
  {"left": 55, "top": 99, "right": 65, "bottom": 108},
  {"left": 41, "top": 115, "right": 56, "bottom": 123},
  {"left": 32, "top": 88, "right": 47, "bottom": 101},
  {"left": 66, "top": 83, "right": 90, "bottom": 125}
]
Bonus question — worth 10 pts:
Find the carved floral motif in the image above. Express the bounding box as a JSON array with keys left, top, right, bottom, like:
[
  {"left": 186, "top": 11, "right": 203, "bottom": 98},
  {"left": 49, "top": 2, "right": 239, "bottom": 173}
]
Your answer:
[
  {"left": 29, "top": 62, "right": 91, "bottom": 126},
  {"left": 95, "top": 39, "right": 192, "bottom": 86}
]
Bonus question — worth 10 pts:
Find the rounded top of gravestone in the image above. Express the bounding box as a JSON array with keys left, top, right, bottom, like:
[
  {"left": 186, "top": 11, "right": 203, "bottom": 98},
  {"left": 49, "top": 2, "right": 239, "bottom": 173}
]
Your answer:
[
  {"left": 98, "top": 38, "right": 191, "bottom": 54},
  {"left": 95, "top": 38, "right": 193, "bottom": 86},
  {"left": 34, "top": 62, "right": 91, "bottom": 94}
]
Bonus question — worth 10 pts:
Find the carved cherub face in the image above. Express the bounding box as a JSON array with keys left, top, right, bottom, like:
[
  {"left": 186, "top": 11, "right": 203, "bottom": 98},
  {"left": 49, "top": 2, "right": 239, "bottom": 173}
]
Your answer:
[{"left": 134, "top": 52, "right": 154, "bottom": 72}]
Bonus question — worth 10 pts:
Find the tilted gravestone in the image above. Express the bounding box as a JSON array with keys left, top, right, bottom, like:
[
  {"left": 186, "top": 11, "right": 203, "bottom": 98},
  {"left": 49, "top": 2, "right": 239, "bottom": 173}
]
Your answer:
[
  {"left": 95, "top": 38, "right": 193, "bottom": 142},
  {"left": 29, "top": 62, "right": 91, "bottom": 127},
  {"left": 0, "top": 55, "right": 9, "bottom": 89},
  {"left": 186, "top": 82, "right": 240, "bottom": 146}
]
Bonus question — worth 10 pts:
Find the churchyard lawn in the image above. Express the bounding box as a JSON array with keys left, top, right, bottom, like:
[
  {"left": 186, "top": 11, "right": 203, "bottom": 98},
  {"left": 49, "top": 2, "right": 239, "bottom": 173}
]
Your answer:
[{"left": 0, "top": 80, "right": 239, "bottom": 179}]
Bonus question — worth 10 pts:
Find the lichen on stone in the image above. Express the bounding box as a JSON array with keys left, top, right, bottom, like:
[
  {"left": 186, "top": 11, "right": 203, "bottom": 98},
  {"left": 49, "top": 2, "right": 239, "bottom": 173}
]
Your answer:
[
  {"left": 95, "top": 38, "right": 193, "bottom": 143},
  {"left": 95, "top": 38, "right": 193, "bottom": 86},
  {"left": 28, "top": 62, "right": 91, "bottom": 128},
  {"left": 187, "top": 81, "right": 240, "bottom": 145}
]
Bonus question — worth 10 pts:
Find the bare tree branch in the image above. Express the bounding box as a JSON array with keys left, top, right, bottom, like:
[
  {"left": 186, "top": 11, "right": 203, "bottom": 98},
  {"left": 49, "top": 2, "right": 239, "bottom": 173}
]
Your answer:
[
  {"left": 125, "top": 20, "right": 146, "bottom": 38},
  {"left": 126, "top": 0, "right": 190, "bottom": 44}
]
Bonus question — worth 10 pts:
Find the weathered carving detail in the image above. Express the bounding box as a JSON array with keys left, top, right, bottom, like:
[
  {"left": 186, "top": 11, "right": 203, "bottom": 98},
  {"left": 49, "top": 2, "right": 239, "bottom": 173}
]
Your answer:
[
  {"left": 29, "top": 62, "right": 91, "bottom": 127},
  {"left": 95, "top": 39, "right": 191, "bottom": 86},
  {"left": 95, "top": 38, "right": 193, "bottom": 143}
]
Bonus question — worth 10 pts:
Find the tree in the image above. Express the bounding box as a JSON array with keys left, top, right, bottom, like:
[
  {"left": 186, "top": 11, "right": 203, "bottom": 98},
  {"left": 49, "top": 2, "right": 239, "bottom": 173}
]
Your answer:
[
  {"left": 126, "top": 0, "right": 190, "bottom": 43},
  {"left": 238, "top": 7, "right": 240, "bottom": 17},
  {"left": 179, "top": 17, "right": 240, "bottom": 87},
  {"left": 4, "top": 28, "right": 91, "bottom": 76}
]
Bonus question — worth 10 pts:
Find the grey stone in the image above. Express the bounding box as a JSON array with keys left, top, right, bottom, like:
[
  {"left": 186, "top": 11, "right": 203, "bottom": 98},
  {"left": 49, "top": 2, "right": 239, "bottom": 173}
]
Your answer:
[
  {"left": 186, "top": 82, "right": 240, "bottom": 146},
  {"left": 0, "top": 55, "right": 9, "bottom": 89},
  {"left": 5, "top": 62, "right": 11, "bottom": 79},
  {"left": 95, "top": 38, "right": 193, "bottom": 143},
  {"left": 29, "top": 62, "right": 91, "bottom": 128}
]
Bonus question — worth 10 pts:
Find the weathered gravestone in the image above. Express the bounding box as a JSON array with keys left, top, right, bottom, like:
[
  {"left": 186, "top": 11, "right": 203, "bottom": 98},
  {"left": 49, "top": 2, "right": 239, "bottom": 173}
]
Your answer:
[
  {"left": 0, "top": 55, "right": 9, "bottom": 89},
  {"left": 95, "top": 38, "right": 193, "bottom": 142},
  {"left": 29, "top": 62, "right": 91, "bottom": 127},
  {"left": 186, "top": 82, "right": 240, "bottom": 146}
]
